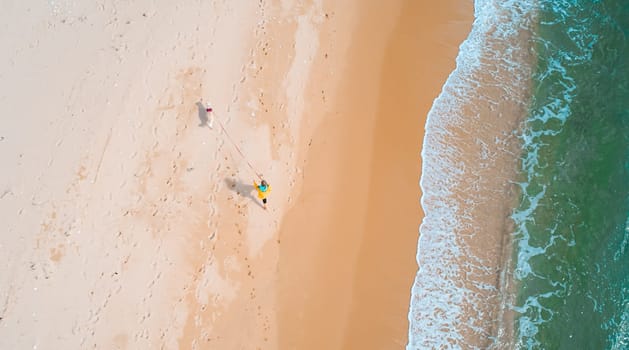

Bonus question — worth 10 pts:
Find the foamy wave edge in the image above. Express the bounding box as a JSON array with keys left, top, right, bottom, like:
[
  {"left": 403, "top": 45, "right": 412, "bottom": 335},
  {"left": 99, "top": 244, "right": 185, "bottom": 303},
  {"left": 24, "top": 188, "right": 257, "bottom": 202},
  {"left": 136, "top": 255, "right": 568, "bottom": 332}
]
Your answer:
[{"left": 406, "top": 0, "right": 537, "bottom": 348}]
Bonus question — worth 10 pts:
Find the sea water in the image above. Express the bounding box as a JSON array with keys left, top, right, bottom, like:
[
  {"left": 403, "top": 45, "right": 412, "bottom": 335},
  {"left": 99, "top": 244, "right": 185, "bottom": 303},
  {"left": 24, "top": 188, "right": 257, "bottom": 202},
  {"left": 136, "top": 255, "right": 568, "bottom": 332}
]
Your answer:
[
  {"left": 408, "top": 0, "right": 629, "bottom": 348},
  {"left": 513, "top": 0, "right": 629, "bottom": 348}
]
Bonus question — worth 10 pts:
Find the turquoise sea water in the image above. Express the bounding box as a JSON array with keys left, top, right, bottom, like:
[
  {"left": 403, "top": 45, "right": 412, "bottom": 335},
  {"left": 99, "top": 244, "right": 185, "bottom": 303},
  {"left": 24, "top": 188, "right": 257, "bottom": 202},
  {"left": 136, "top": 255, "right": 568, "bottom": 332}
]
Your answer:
[
  {"left": 513, "top": 0, "right": 629, "bottom": 348},
  {"left": 408, "top": 0, "right": 629, "bottom": 348}
]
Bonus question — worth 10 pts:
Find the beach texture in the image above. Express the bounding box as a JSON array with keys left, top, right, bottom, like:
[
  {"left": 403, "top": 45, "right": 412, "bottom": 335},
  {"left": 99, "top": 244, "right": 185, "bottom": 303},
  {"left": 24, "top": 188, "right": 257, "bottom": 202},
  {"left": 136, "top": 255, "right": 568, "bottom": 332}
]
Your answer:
[
  {"left": 0, "top": 0, "right": 472, "bottom": 349},
  {"left": 0, "top": 1, "right": 318, "bottom": 348}
]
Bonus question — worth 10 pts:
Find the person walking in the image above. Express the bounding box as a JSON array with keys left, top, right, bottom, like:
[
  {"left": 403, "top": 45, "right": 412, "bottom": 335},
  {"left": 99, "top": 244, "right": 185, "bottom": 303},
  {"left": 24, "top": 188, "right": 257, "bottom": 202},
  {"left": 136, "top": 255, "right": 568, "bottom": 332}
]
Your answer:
[{"left": 253, "top": 179, "right": 271, "bottom": 210}]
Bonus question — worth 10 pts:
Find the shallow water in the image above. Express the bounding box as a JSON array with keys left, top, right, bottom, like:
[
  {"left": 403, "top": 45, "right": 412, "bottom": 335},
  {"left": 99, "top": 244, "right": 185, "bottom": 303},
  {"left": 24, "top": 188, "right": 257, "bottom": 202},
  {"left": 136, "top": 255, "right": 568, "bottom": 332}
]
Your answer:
[
  {"left": 408, "top": 0, "right": 535, "bottom": 348},
  {"left": 408, "top": 0, "right": 629, "bottom": 348},
  {"left": 512, "top": 0, "right": 629, "bottom": 348}
]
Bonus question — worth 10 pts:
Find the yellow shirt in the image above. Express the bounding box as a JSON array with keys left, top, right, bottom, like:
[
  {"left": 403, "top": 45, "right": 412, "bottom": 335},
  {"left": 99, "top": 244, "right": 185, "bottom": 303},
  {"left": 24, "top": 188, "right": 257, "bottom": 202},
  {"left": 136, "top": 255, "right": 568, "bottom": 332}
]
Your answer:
[{"left": 253, "top": 181, "right": 271, "bottom": 199}]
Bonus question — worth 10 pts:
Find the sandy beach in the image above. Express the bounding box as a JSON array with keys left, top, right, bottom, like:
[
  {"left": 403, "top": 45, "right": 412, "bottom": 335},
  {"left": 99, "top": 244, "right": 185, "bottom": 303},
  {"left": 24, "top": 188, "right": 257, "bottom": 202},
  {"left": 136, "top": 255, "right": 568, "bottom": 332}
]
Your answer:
[{"left": 0, "top": 0, "right": 471, "bottom": 349}]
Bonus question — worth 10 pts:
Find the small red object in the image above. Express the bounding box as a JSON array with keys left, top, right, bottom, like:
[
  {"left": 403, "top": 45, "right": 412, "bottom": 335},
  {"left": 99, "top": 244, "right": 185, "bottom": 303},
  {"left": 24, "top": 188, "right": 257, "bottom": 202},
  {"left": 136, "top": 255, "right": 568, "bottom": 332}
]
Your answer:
[{"left": 206, "top": 108, "right": 213, "bottom": 113}]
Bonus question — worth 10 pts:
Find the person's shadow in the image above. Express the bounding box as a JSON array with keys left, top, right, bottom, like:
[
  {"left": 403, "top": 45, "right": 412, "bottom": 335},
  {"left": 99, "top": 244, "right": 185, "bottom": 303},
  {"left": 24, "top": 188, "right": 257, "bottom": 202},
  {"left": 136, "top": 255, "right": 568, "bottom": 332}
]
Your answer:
[
  {"left": 196, "top": 101, "right": 210, "bottom": 127},
  {"left": 224, "top": 177, "right": 265, "bottom": 209}
]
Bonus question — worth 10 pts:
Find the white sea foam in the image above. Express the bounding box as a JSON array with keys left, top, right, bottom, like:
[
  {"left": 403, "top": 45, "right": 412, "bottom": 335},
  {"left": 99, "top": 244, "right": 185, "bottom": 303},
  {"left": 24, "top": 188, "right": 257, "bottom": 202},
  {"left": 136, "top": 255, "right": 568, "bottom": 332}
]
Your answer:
[
  {"left": 407, "top": 0, "right": 536, "bottom": 348},
  {"left": 504, "top": 2, "right": 606, "bottom": 344},
  {"left": 610, "top": 300, "right": 629, "bottom": 350}
]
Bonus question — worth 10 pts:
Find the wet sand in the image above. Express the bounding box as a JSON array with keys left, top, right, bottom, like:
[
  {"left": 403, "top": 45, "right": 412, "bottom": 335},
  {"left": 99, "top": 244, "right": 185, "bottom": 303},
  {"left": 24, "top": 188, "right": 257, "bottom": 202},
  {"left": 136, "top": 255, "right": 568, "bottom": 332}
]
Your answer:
[{"left": 278, "top": 0, "right": 472, "bottom": 349}]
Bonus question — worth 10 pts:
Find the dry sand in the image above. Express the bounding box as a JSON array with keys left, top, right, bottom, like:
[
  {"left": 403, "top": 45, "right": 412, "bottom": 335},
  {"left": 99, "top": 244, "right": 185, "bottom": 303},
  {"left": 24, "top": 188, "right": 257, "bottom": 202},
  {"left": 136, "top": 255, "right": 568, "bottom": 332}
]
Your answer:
[
  {"left": 0, "top": 0, "right": 470, "bottom": 349},
  {"left": 0, "top": 1, "right": 302, "bottom": 348}
]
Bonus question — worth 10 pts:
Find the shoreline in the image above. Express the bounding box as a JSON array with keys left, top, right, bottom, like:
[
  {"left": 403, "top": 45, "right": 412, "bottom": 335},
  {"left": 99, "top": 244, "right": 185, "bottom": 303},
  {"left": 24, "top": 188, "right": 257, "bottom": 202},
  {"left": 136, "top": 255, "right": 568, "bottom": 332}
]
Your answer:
[{"left": 408, "top": 1, "right": 539, "bottom": 347}]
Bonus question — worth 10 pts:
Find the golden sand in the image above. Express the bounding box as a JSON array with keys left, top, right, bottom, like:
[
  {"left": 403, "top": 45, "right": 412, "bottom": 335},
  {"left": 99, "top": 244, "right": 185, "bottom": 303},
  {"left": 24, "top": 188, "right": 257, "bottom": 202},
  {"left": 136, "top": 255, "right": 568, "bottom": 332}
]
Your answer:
[
  {"left": 0, "top": 0, "right": 471, "bottom": 348},
  {"left": 278, "top": 1, "right": 472, "bottom": 348}
]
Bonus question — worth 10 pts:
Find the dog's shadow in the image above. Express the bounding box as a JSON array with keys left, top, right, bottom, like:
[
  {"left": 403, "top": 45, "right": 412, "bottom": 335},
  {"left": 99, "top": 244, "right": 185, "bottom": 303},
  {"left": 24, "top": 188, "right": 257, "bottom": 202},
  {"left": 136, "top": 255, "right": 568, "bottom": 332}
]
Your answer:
[{"left": 224, "top": 178, "right": 264, "bottom": 209}]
